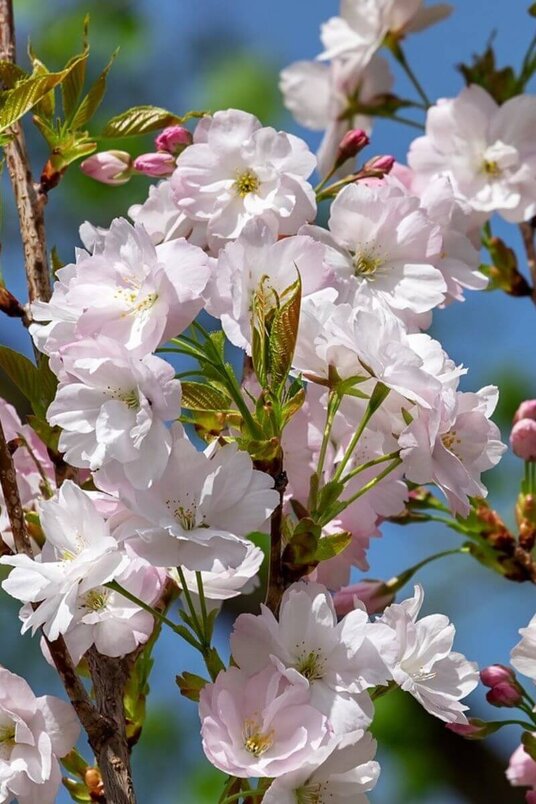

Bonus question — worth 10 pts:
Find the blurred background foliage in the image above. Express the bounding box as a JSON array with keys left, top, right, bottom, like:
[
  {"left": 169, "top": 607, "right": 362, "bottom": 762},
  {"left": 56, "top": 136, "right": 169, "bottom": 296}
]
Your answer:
[{"left": 0, "top": 1, "right": 535, "bottom": 802}]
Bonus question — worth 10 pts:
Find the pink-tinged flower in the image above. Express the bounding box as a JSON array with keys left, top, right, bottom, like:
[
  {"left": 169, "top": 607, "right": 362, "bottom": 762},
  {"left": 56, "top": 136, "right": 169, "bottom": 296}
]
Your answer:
[
  {"left": 418, "top": 176, "right": 488, "bottom": 302},
  {"left": 280, "top": 55, "right": 392, "bottom": 177},
  {"left": 155, "top": 125, "right": 192, "bottom": 155},
  {"left": 231, "top": 582, "right": 394, "bottom": 734},
  {"left": 31, "top": 218, "right": 211, "bottom": 358},
  {"left": 320, "top": 0, "right": 452, "bottom": 63},
  {"left": 399, "top": 386, "right": 506, "bottom": 517},
  {"left": 133, "top": 152, "right": 176, "bottom": 177},
  {"left": 514, "top": 400, "right": 536, "bottom": 424},
  {"left": 48, "top": 556, "right": 165, "bottom": 664},
  {"left": 174, "top": 541, "right": 264, "bottom": 602},
  {"left": 480, "top": 664, "right": 516, "bottom": 687},
  {"left": 81, "top": 150, "right": 132, "bottom": 185},
  {"left": 293, "top": 290, "right": 442, "bottom": 407},
  {"left": 511, "top": 419, "right": 536, "bottom": 461},
  {"left": 301, "top": 180, "right": 446, "bottom": 316},
  {"left": 0, "top": 481, "right": 128, "bottom": 641},
  {"left": 128, "top": 181, "right": 208, "bottom": 247},
  {"left": 0, "top": 667, "right": 79, "bottom": 804},
  {"left": 507, "top": 741, "right": 536, "bottom": 793},
  {"left": 199, "top": 666, "right": 332, "bottom": 778},
  {"left": 333, "top": 581, "right": 395, "bottom": 616},
  {"left": 409, "top": 86, "right": 536, "bottom": 223},
  {"left": 379, "top": 585, "right": 479, "bottom": 723},
  {"left": 263, "top": 729, "right": 379, "bottom": 804},
  {"left": 171, "top": 109, "right": 317, "bottom": 248},
  {"left": 206, "top": 219, "right": 331, "bottom": 352},
  {"left": 109, "top": 425, "right": 278, "bottom": 569},
  {"left": 46, "top": 338, "right": 181, "bottom": 488},
  {"left": 511, "top": 614, "right": 536, "bottom": 684}
]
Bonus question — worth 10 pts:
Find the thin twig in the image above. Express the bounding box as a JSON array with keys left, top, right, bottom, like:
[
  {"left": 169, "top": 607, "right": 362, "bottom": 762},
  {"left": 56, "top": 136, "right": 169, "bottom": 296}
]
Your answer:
[{"left": 519, "top": 219, "right": 536, "bottom": 306}]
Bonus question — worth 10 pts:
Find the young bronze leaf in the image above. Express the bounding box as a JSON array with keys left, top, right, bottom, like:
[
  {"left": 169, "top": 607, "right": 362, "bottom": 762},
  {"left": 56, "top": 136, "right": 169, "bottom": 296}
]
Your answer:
[{"left": 268, "top": 274, "right": 301, "bottom": 390}]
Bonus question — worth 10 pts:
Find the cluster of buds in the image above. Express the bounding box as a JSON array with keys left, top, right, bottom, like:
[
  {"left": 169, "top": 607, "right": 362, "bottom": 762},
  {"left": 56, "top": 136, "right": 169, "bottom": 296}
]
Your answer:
[
  {"left": 481, "top": 664, "right": 523, "bottom": 708},
  {"left": 80, "top": 125, "right": 193, "bottom": 184},
  {"left": 511, "top": 400, "right": 536, "bottom": 462},
  {"left": 511, "top": 400, "right": 536, "bottom": 551}
]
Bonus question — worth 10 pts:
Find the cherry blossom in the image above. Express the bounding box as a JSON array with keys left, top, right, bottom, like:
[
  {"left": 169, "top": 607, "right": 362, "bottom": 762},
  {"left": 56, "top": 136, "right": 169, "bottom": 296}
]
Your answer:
[
  {"left": 1, "top": 481, "right": 128, "bottom": 641},
  {"left": 109, "top": 425, "right": 278, "bottom": 569},
  {"left": 301, "top": 180, "right": 446, "bottom": 315},
  {"left": 128, "top": 181, "right": 208, "bottom": 247},
  {"left": 263, "top": 729, "right": 380, "bottom": 804},
  {"left": 0, "top": 667, "right": 79, "bottom": 804},
  {"left": 207, "top": 219, "right": 331, "bottom": 351},
  {"left": 31, "top": 218, "right": 210, "bottom": 358},
  {"left": 199, "top": 665, "right": 333, "bottom": 778},
  {"left": 171, "top": 109, "right": 317, "bottom": 248},
  {"left": 507, "top": 741, "right": 536, "bottom": 799},
  {"left": 379, "top": 585, "right": 479, "bottom": 722},
  {"left": 320, "top": 0, "right": 452, "bottom": 64},
  {"left": 399, "top": 386, "right": 506, "bottom": 516},
  {"left": 511, "top": 614, "right": 536, "bottom": 686},
  {"left": 280, "top": 54, "right": 393, "bottom": 176},
  {"left": 46, "top": 338, "right": 181, "bottom": 488},
  {"left": 409, "top": 85, "right": 536, "bottom": 223}
]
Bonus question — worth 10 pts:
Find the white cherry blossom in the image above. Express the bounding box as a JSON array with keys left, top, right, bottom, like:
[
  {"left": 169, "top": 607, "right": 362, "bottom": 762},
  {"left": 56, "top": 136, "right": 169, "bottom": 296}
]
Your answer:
[
  {"left": 511, "top": 614, "right": 536, "bottom": 686},
  {"left": 409, "top": 85, "right": 536, "bottom": 222},
  {"left": 171, "top": 109, "right": 317, "bottom": 248}
]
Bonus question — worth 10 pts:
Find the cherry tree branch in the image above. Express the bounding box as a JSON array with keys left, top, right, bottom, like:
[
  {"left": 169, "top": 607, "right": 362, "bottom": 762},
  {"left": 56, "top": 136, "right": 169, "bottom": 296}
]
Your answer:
[
  {"left": 0, "top": 0, "right": 51, "bottom": 304},
  {"left": 520, "top": 218, "right": 536, "bottom": 305}
]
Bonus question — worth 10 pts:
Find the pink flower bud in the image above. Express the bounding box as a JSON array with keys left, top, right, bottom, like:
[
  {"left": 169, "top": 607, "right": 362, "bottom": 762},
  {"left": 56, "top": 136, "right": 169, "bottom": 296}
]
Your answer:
[
  {"left": 486, "top": 680, "right": 522, "bottom": 707},
  {"left": 480, "top": 664, "right": 516, "bottom": 688},
  {"left": 526, "top": 791, "right": 536, "bottom": 803},
  {"left": 80, "top": 151, "right": 132, "bottom": 185},
  {"left": 510, "top": 419, "right": 536, "bottom": 462},
  {"left": 364, "top": 154, "right": 396, "bottom": 174},
  {"left": 446, "top": 719, "right": 498, "bottom": 739},
  {"left": 335, "top": 129, "right": 370, "bottom": 166},
  {"left": 515, "top": 400, "right": 536, "bottom": 424},
  {"left": 133, "top": 152, "right": 176, "bottom": 177},
  {"left": 155, "top": 125, "right": 193, "bottom": 155},
  {"left": 333, "top": 580, "right": 395, "bottom": 616}
]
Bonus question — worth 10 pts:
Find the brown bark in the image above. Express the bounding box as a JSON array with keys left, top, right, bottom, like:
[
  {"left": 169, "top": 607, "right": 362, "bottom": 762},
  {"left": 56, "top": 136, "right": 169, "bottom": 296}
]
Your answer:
[{"left": 0, "top": 0, "right": 51, "bottom": 304}]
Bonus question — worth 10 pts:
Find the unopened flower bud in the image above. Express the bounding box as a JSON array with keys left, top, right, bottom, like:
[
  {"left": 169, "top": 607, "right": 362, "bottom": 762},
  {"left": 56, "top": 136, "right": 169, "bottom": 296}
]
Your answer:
[
  {"left": 514, "top": 400, "right": 536, "bottom": 424},
  {"left": 526, "top": 791, "right": 536, "bottom": 803},
  {"left": 333, "top": 580, "right": 395, "bottom": 616},
  {"left": 486, "top": 680, "right": 522, "bottom": 708},
  {"left": 155, "top": 125, "right": 193, "bottom": 155},
  {"left": 364, "top": 154, "right": 396, "bottom": 175},
  {"left": 446, "top": 718, "right": 500, "bottom": 739},
  {"left": 335, "top": 129, "right": 370, "bottom": 167},
  {"left": 80, "top": 150, "right": 132, "bottom": 185},
  {"left": 133, "top": 152, "right": 176, "bottom": 177},
  {"left": 480, "top": 664, "right": 516, "bottom": 688},
  {"left": 511, "top": 419, "right": 536, "bottom": 461}
]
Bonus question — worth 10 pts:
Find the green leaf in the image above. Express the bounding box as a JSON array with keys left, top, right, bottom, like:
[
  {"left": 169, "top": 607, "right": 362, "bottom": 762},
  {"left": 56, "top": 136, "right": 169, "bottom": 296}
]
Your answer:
[
  {"left": 175, "top": 671, "right": 208, "bottom": 703},
  {"left": 70, "top": 49, "right": 117, "bottom": 130},
  {"left": 205, "top": 647, "right": 225, "bottom": 680},
  {"left": 529, "top": 2, "right": 536, "bottom": 16},
  {"left": 0, "top": 53, "right": 86, "bottom": 133},
  {"left": 268, "top": 274, "right": 301, "bottom": 390},
  {"left": 27, "top": 45, "right": 55, "bottom": 119},
  {"left": 522, "top": 731, "right": 536, "bottom": 761},
  {"left": 0, "top": 347, "right": 41, "bottom": 415},
  {"left": 36, "top": 356, "right": 58, "bottom": 414},
  {"left": 102, "top": 104, "right": 183, "bottom": 137},
  {"left": 61, "top": 15, "right": 90, "bottom": 121},
  {"left": 180, "top": 381, "right": 232, "bottom": 412},
  {"left": 315, "top": 530, "right": 352, "bottom": 562},
  {"left": 0, "top": 61, "right": 27, "bottom": 89},
  {"left": 315, "top": 480, "right": 344, "bottom": 515}
]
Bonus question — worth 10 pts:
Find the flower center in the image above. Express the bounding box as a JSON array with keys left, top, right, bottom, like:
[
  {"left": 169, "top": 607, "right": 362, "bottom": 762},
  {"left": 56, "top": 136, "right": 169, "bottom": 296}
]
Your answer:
[
  {"left": 296, "top": 650, "right": 326, "bottom": 681},
  {"left": 118, "top": 389, "right": 140, "bottom": 410},
  {"left": 297, "top": 783, "right": 327, "bottom": 804},
  {"left": 234, "top": 169, "right": 260, "bottom": 197},
  {"left": 483, "top": 159, "right": 501, "bottom": 177},
  {"left": 243, "top": 718, "right": 274, "bottom": 757},
  {"left": 165, "top": 494, "right": 205, "bottom": 531},
  {"left": 0, "top": 722, "right": 16, "bottom": 761},
  {"left": 353, "top": 246, "right": 384, "bottom": 277},
  {"left": 441, "top": 429, "right": 461, "bottom": 458},
  {"left": 82, "top": 588, "right": 110, "bottom": 612}
]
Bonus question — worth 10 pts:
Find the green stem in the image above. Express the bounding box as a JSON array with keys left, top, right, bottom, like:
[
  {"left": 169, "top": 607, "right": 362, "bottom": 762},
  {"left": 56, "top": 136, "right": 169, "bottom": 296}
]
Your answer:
[
  {"left": 106, "top": 581, "right": 202, "bottom": 650},
  {"left": 383, "top": 546, "right": 471, "bottom": 594},
  {"left": 388, "top": 114, "right": 425, "bottom": 131},
  {"left": 391, "top": 41, "right": 431, "bottom": 108},
  {"left": 196, "top": 570, "right": 210, "bottom": 640},
  {"left": 340, "top": 450, "right": 400, "bottom": 485},
  {"left": 221, "top": 791, "right": 265, "bottom": 804},
  {"left": 312, "top": 389, "right": 342, "bottom": 502},
  {"left": 333, "top": 384, "right": 390, "bottom": 483},
  {"left": 320, "top": 457, "right": 402, "bottom": 526},
  {"left": 176, "top": 566, "right": 205, "bottom": 645}
]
